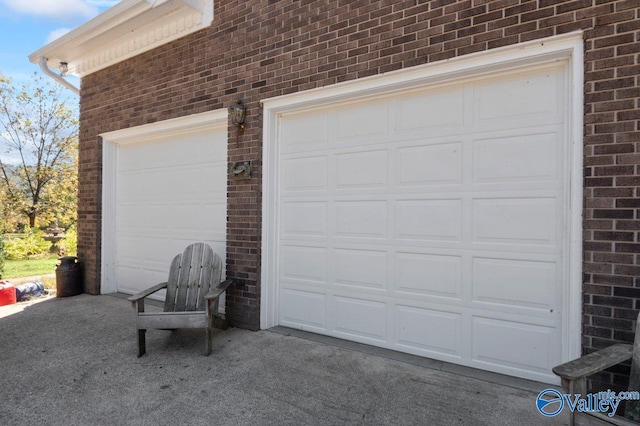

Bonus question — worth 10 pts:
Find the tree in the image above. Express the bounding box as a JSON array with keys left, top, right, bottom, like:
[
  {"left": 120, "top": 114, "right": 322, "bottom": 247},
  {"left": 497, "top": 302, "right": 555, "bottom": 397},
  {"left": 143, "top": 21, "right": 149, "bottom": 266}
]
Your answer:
[{"left": 0, "top": 72, "right": 78, "bottom": 229}]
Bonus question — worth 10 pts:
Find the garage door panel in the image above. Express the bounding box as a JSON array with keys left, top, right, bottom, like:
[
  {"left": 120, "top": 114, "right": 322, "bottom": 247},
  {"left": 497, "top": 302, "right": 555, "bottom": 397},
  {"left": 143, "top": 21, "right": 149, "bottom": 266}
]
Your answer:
[
  {"left": 472, "top": 316, "right": 559, "bottom": 378},
  {"left": 280, "top": 289, "right": 327, "bottom": 331},
  {"left": 118, "top": 203, "right": 223, "bottom": 235},
  {"left": 332, "top": 296, "right": 387, "bottom": 343},
  {"left": 168, "top": 204, "right": 206, "bottom": 230},
  {"left": 334, "top": 248, "right": 387, "bottom": 291},
  {"left": 474, "top": 65, "right": 563, "bottom": 128},
  {"left": 281, "top": 111, "right": 328, "bottom": 154},
  {"left": 163, "top": 168, "right": 210, "bottom": 197},
  {"left": 396, "top": 86, "right": 464, "bottom": 133},
  {"left": 116, "top": 235, "right": 149, "bottom": 260},
  {"left": 282, "top": 156, "right": 328, "bottom": 192},
  {"left": 200, "top": 203, "right": 227, "bottom": 233},
  {"left": 335, "top": 150, "right": 388, "bottom": 189},
  {"left": 116, "top": 204, "right": 145, "bottom": 231},
  {"left": 203, "top": 164, "right": 228, "bottom": 195},
  {"left": 118, "top": 132, "right": 212, "bottom": 171},
  {"left": 472, "top": 197, "right": 558, "bottom": 247},
  {"left": 334, "top": 101, "right": 388, "bottom": 144},
  {"left": 148, "top": 204, "right": 182, "bottom": 230},
  {"left": 116, "top": 265, "right": 145, "bottom": 294},
  {"left": 137, "top": 169, "right": 172, "bottom": 198},
  {"left": 119, "top": 168, "right": 209, "bottom": 202},
  {"left": 115, "top": 173, "right": 141, "bottom": 202},
  {"left": 334, "top": 201, "right": 387, "bottom": 239},
  {"left": 207, "top": 131, "right": 227, "bottom": 156},
  {"left": 395, "top": 305, "right": 462, "bottom": 358},
  {"left": 472, "top": 257, "right": 557, "bottom": 310},
  {"left": 473, "top": 131, "right": 560, "bottom": 184},
  {"left": 396, "top": 141, "right": 463, "bottom": 186},
  {"left": 117, "top": 236, "right": 174, "bottom": 265},
  {"left": 394, "top": 252, "right": 463, "bottom": 300},
  {"left": 281, "top": 202, "right": 327, "bottom": 237},
  {"left": 280, "top": 245, "right": 327, "bottom": 285},
  {"left": 396, "top": 199, "right": 462, "bottom": 242}
]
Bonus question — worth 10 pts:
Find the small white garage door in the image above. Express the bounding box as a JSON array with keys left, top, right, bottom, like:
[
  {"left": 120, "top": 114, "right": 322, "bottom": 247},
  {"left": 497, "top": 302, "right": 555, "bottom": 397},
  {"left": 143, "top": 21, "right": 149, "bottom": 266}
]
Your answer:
[
  {"left": 108, "top": 120, "right": 227, "bottom": 296},
  {"left": 274, "top": 62, "right": 569, "bottom": 383}
]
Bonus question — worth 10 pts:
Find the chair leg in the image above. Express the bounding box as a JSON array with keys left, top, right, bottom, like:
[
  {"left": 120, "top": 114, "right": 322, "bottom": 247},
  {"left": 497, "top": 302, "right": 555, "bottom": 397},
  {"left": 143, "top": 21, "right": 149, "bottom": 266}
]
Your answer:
[
  {"left": 204, "top": 298, "right": 220, "bottom": 356},
  {"left": 205, "top": 311, "right": 214, "bottom": 355},
  {"left": 205, "top": 325, "right": 212, "bottom": 356},
  {"left": 137, "top": 329, "right": 146, "bottom": 357}
]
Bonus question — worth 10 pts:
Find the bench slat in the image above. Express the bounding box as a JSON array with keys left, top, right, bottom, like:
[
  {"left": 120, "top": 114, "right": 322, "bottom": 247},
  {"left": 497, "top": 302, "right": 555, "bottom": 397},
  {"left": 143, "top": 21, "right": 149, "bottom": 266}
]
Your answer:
[{"left": 553, "top": 344, "right": 633, "bottom": 380}]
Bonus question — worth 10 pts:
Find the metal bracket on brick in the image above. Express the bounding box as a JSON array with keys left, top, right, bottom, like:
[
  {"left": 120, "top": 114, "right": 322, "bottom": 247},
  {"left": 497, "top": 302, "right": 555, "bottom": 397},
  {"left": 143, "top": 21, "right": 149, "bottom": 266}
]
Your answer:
[{"left": 228, "top": 161, "right": 252, "bottom": 179}]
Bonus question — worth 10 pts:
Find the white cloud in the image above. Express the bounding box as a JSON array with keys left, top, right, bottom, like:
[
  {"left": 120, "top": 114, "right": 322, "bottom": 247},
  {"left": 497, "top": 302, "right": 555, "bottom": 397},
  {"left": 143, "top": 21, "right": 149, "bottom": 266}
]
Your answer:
[
  {"left": 1, "top": 0, "right": 99, "bottom": 19},
  {"left": 47, "top": 28, "right": 72, "bottom": 43},
  {"left": 87, "top": 0, "right": 121, "bottom": 7}
]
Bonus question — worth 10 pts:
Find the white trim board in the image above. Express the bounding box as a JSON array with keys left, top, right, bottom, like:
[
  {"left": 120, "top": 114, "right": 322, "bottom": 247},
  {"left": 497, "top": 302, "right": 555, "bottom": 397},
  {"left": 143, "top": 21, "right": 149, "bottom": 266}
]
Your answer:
[
  {"left": 100, "top": 109, "right": 227, "bottom": 295},
  {"left": 261, "top": 32, "right": 584, "bottom": 367}
]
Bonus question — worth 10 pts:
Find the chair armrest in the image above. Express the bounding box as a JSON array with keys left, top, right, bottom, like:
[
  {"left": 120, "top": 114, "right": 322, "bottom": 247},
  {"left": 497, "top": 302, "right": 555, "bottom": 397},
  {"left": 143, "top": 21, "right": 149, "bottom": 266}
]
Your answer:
[
  {"left": 127, "top": 282, "right": 168, "bottom": 302},
  {"left": 553, "top": 344, "right": 633, "bottom": 380},
  {"left": 205, "top": 279, "right": 234, "bottom": 300}
]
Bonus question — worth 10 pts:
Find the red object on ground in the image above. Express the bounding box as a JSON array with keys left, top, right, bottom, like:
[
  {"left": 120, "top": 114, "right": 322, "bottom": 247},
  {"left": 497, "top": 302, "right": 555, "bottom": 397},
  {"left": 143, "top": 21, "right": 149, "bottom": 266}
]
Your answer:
[{"left": 0, "top": 282, "right": 17, "bottom": 306}]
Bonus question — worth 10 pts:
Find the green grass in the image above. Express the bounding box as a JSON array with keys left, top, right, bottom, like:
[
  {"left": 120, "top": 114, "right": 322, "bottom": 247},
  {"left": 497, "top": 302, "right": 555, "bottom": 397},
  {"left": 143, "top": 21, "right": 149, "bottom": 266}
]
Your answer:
[{"left": 2, "top": 256, "right": 58, "bottom": 279}]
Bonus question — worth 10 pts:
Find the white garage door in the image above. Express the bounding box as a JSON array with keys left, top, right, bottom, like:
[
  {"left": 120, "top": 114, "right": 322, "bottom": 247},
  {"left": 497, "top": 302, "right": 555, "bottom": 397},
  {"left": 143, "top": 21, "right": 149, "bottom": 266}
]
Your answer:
[
  {"left": 274, "top": 63, "right": 569, "bottom": 383},
  {"left": 112, "top": 124, "right": 227, "bottom": 296}
]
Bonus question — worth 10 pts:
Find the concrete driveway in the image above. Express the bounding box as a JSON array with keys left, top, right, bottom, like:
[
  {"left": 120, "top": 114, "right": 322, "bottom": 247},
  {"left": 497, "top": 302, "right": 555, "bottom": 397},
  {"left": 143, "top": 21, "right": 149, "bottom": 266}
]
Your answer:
[{"left": 0, "top": 294, "right": 569, "bottom": 425}]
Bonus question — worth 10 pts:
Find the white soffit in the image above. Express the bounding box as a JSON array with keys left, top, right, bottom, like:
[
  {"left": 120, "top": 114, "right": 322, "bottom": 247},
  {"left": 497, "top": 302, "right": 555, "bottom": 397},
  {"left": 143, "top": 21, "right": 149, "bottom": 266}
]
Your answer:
[{"left": 28, "top": 0, "right": 214, "bottom": 77}]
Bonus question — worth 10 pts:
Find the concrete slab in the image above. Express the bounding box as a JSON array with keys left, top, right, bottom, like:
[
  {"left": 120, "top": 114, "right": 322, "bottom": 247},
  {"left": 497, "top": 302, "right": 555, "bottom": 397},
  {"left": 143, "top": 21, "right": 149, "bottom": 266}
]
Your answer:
[{"left": 0, "top": 294, "right": 569, "bottom": 425}]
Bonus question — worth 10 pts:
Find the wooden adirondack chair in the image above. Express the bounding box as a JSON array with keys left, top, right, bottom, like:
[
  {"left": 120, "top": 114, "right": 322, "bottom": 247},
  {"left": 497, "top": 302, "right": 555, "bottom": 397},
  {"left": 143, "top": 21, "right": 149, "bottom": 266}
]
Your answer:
[
  {"left": 127, "top": 243, "right": 233, "bottom": 356},
  {"left": 553, "top": 312, "right": 640, "bottom": 425}
]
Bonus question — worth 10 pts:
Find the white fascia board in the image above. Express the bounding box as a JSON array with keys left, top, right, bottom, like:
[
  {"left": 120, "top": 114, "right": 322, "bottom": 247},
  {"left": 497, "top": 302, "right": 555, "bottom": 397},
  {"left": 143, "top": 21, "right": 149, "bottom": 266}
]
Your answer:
[{"left": 29, "top": 0, "right": 214, "bottom": 78}]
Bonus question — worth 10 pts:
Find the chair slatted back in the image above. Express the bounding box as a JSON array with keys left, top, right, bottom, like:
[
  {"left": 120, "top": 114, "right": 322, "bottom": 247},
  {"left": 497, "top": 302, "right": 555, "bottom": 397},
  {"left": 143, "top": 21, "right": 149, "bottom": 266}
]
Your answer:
[{"left": 163, "top": 243, "right": 222, "bottom": 312}]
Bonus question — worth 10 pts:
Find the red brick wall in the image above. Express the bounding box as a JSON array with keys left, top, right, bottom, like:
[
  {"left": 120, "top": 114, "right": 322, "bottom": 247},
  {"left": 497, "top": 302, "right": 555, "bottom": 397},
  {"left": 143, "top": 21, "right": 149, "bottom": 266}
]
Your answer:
[{"left": 79, "top": 1, "right": 639, "bottom": 351}]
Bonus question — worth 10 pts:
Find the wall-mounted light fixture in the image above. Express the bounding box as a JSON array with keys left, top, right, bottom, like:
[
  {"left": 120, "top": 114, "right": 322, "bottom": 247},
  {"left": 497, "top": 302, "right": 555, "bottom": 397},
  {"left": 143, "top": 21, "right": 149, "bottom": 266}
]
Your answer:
[
  {"left": 228, "top": 100, "right": 246, "bottom": 130},
  {"left": 59, "top": 62, "right": 69, "bottom": 77}
]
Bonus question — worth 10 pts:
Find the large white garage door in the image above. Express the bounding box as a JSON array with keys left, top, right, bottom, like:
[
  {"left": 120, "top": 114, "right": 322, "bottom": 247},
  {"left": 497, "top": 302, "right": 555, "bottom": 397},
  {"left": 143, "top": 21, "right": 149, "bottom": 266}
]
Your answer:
[
  {"left": 112, "top": 124, "right": 227, "bottom": 296},
  {"left": 275, "top": 63, "right": 569, "bottom": 383}
]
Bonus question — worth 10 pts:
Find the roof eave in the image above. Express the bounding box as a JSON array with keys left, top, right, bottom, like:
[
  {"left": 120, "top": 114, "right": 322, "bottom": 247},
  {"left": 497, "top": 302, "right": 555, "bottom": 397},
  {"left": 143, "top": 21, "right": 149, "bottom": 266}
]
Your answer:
[{"left": 29, "top": 0, "right": 214, "bottom": 78}]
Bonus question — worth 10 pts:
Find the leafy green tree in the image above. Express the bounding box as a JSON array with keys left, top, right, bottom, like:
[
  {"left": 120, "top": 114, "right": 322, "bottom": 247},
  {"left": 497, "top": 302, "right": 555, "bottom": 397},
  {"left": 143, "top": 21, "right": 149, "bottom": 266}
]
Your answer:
[{"left": 0, "top": 72, "right": 78, "bottom": 230}]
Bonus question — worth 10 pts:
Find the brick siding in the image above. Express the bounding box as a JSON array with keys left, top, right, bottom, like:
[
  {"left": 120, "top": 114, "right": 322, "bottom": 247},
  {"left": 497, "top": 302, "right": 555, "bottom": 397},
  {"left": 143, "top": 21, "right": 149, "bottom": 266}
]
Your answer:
[{"left": 79, "top": 0, "right": 639, "bottom": 376}]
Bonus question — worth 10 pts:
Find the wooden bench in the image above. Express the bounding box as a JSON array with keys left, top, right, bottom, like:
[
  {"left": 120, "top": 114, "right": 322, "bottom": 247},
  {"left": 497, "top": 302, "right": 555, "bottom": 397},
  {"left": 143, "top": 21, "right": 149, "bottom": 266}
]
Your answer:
[{"left": 553, "top": 312, "right": 640, "bottom": 425}]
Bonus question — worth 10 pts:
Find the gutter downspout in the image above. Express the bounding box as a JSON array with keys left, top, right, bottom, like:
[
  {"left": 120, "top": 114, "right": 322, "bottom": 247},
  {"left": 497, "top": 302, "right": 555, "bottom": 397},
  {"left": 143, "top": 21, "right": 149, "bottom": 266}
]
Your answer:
[{"left": 38, "top": 57, "right": 80, "bottom": 95}]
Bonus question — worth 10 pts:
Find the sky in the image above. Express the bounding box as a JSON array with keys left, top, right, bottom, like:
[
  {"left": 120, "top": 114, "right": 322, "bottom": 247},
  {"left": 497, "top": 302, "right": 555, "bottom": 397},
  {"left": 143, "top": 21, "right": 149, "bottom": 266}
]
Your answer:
[
  {"left": 0, "top": 1, "right": 121, "bottom": 164},
  {"left": 0, "top": 0, "right": 121, "bottom": 86}
]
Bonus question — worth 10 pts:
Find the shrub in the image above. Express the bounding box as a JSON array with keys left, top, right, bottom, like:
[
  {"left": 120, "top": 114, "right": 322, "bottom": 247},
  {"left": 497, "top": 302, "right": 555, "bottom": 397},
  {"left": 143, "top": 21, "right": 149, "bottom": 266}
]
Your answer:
[
  {"left": 60, "top": 225, "right": 77, "bottom": 256},
  {"left": 4, "top": 228, "right": 51, "bottom": 260}
]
